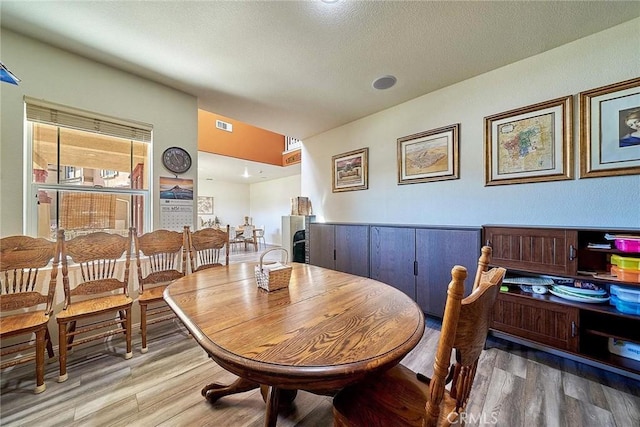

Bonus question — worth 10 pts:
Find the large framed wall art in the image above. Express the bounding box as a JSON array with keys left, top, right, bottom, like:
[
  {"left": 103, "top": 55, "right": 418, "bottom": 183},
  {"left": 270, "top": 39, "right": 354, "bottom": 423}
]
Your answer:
[
  {"left": 579, "top": 77, "right": 640, "bottom": 178},
  {"left": 484, "top": 96, "right": 573, "bottom": 186},
  {"left": 397, "top": 124, "right": 459, "bottom": 185}
]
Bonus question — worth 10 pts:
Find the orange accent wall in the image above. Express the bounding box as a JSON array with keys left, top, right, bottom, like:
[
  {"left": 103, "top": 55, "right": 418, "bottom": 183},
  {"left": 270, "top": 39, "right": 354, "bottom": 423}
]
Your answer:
[{"left": 198, "top": 109, "right": 285, "bottom": 166}]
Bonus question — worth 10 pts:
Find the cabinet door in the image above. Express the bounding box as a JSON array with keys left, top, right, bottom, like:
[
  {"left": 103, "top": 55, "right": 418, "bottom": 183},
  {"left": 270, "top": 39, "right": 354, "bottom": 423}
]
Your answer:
[
  {"left": 369, "top": 226, "right": 416, "bottom": 299},
  {"left": 484, "top": 226, "right": 578, "bottom": 276},
  {"left": 335, "top": 224, "right": 370, "bottom": 277},
  {"left": 309, "top": 223, "right": 335, "bottom": 269},
  {"left": 416, "top": 228, "right": 481, "bottom": 318},
  {"left": 492, "top": 293, "right": 579, "bottom": 352}
]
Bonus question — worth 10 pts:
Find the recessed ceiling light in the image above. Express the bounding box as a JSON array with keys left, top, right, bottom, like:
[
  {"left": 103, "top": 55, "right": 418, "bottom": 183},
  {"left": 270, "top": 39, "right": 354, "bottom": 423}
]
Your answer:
[{"left": 372, "top": 75, "right": 397, "bottom": 90}]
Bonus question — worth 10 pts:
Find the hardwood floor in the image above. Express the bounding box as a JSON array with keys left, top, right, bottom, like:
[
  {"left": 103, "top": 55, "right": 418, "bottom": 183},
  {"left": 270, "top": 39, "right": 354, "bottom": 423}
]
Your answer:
[{"left": 2, "top": 245, "right": 639, "bottom": 426}]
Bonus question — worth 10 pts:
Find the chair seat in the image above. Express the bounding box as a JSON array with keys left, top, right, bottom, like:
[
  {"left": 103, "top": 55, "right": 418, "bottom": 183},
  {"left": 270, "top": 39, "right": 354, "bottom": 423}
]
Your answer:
[
  {"left": 0, "top": 311, "right": 50, "bottom": 336},
  {"left": 138, "top": 285, "right": 168, "bottom": 303},
  {"left": 333, "top": 363, "right": 457, "bottom": 427},
  {"left": 56, "top": 294, "right": 133, "bottom": 321}
]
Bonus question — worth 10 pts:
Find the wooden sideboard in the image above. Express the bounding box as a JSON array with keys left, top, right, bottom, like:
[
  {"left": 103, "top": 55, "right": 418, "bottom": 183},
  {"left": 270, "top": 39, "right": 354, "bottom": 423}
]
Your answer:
[
  {"left": 309, "top": 222, "right": 640, "bottom": 379},
  {"left": 484, "top": 225, "right": 640, "bottom": 379}
]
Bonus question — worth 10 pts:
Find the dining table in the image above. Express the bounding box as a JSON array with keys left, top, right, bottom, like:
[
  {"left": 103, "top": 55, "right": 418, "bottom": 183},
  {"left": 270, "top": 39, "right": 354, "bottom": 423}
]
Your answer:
[{"left": 164, "top": 262, "right": 425, "bottom": 427}]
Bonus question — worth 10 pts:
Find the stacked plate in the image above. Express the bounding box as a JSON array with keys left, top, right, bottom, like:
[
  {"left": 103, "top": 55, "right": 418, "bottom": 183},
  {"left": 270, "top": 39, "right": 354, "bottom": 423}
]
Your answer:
[{"left": 549, "top": 285, "right": 609, "bottom": 303}]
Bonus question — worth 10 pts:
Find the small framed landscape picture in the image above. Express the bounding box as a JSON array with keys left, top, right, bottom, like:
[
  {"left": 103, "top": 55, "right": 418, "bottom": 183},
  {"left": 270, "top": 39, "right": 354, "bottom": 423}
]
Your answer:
[
  {"left": 579, "top": 77, "right": 640, "bottom": 178},
  {"left": 484, "top": 95, "right": 573, "bottom": 186},
  {"left": 332, "top": 148, "right": 368, "bottom": 192},
  {"left": 397, "top": 124, "right": 459, "bottom": 185}
]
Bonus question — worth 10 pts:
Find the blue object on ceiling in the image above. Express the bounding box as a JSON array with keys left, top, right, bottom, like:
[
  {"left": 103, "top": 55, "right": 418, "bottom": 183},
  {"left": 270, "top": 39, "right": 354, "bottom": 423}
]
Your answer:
[{"left": 1, "top": 62, "right": 21, "bottom": 85}]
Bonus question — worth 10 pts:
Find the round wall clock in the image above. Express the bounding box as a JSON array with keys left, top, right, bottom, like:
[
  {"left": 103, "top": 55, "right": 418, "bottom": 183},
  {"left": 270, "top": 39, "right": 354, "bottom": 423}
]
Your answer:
[{"left": 162, "top": 147, "right": 192, "bottom": 174}]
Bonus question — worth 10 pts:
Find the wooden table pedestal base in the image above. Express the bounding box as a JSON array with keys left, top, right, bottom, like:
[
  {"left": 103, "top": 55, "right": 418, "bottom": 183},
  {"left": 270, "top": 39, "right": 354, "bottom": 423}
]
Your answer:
[{"left": 201, "top": 377, "right": 298, "bottom": 427}]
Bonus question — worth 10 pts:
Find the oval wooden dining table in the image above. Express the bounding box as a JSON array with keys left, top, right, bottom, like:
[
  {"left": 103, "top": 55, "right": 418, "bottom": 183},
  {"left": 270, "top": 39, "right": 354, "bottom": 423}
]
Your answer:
[{"left": 164, "top": 262, "right": 425, "bottom": 427}]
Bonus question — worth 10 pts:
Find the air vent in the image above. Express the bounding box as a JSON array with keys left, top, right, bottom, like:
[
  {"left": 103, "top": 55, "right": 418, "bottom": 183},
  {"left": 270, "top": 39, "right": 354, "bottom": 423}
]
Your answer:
[{"left": 216, "top": 120, "right": 233, "bottom": 132}]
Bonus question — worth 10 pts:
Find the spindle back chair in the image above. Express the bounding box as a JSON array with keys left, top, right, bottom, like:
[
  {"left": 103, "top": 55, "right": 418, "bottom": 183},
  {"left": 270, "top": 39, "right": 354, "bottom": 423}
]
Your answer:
[
  {"left": 0, "top": 233, "right": 60, "bottom": 393},
  {"left": 56, "top": 228, "right": 133, "bottom": 383},
  {"left": 134, "top": 227, "right": 187, "bottom": 353}
]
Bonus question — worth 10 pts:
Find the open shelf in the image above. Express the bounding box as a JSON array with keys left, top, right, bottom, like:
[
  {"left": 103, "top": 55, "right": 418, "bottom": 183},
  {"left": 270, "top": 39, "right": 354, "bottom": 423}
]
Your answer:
[{"left": 485, "top": 225, "right": 640, "bottom": 379}]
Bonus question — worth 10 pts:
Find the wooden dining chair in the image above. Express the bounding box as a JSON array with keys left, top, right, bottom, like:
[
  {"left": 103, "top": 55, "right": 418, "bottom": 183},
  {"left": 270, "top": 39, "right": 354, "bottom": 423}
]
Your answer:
[
  {"left": 255, "top": 226, "right": 266, "bottom": 250},
  {"left": 333, "top": 246, "right": 506, "bottom": 427},
  {"left": 1, "top": 233, "right": 60, "bottom": 393},
  {"left": 188, "top": 225, "right": 230, "bottom": 272},
  {"left": 134, "top": 227, "right": 188, "bottom": 353},
  {"left": 242, "top": 224, "right": 258, "bottom": 251},
  {"left": 56, "top": 229, "right": 134, "bottom": 383},
  {"left": 228, "top": 225, "right": 244, "bottom": 253}
]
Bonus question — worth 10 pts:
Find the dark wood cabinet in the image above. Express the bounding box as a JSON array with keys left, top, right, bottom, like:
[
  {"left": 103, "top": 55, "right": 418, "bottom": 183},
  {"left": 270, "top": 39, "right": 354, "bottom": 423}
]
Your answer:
[
  {"left": 369, "top": 226, "right": 416, "bottom": 299},
  {"left": 369, "top": 225, "right": 481, "bottom": 317},
  {"left": 308, "top": 223, "right": 369, "bottom": 277},
  {"left": 484, "top": 225, "right": 640, "bottom": 379},
  {"left": 492, "top": 292, "right": 579, "bottom": 352},
  {"left": 484, "top": 226, "right": 577, "bottom": 276},
  {"left": 310, "top": 223, "right": 481, "bottom": 318},
  {"left": 416, "top": 228, "right": 481, "bottom": 317},
  {"left": 309, "top": 223, "right": 335, "bottom": 270}
]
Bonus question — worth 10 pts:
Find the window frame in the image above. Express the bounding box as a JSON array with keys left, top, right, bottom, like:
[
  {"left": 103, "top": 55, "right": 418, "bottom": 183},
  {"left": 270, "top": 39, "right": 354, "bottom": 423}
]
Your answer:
[{"left": 23, "top": 99, "right": 152, "bottom": 237}]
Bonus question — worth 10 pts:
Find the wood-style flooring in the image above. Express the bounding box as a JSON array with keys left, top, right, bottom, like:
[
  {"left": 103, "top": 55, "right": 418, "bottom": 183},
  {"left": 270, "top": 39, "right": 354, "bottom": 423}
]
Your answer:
[{"left": 2, "top": 245, "right": 639, "bottom": 426}]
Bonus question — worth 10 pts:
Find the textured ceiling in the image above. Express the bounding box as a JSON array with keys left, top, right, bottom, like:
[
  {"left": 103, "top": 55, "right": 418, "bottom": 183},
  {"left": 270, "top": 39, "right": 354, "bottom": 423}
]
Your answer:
[
  {"left": 2, "top": 1, "right": 639, "bottom": 183},
  {"left": 2, "top": 1, "right": 639, "bottom": 142}
]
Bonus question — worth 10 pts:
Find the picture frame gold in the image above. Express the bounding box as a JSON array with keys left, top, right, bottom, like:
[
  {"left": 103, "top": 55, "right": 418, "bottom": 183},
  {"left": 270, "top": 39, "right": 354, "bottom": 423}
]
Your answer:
[
  {"left": 397, "top": 124, "right": 459, "bottom": 185},
  {"left": 484, "top": 96, "right": 573, "bottom": 186},
  {"left": 332, "top": 148, "right": 368, "bottom": 193},
  {"left": 579, "top": 77, "right": 640, "bottom": 178}
]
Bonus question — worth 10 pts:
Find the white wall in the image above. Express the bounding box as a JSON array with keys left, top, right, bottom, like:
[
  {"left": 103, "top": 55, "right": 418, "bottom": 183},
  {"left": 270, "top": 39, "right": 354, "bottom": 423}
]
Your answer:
[
  {"left": 302, "top": 19, "right": 640, "bottom": 229},
  {"left": 250, "top": 174, "right": 302, "bottom": 245},
  {"left": 197, "top": 178, "right": 250, "bottom": 231},
  {"left": 0, "top": 29, "right": 198, "bottom": 236},
  {"left": 197, "top": 174, "right": 301, "bottom": 246}
]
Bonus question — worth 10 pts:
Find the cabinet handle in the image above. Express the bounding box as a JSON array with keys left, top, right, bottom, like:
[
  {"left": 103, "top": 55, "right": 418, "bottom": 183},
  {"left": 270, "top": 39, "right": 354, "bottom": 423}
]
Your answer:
[
  {"left": 333, "top": 249, "right": 336, "bottom": 261},
  {"left": 571, "top": 321, "right": 577, "bottom": 337},
  {"left": 414, "top": 261, "right": 418, "bottom": 277},
  {"left": 485, "top": 239, "right": 492, "bottom": 247},
  {"left": 569, "top": 245, "right": 576, "bottom": 261}
]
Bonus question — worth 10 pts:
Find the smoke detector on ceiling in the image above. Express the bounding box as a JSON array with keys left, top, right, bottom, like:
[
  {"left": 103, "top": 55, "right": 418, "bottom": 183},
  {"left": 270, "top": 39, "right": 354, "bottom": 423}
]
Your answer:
[{"left": 372, "top": 75, "right": 397, "bottom": 90}]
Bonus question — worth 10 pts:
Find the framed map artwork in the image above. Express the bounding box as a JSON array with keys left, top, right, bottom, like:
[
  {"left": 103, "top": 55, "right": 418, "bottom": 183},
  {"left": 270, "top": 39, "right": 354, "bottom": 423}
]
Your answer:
[
  {"left": 484, "top": 96, "right": 573, "bottom": 186},
  {"left": 397, "top": 124, "right": 459, "bottom": 185}
]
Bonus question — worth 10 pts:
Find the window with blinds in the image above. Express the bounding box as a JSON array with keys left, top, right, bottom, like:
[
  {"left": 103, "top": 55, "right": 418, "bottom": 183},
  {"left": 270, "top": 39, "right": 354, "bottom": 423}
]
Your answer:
[{"left": 25, "top": 98, "right": 152, "bottom": 239}]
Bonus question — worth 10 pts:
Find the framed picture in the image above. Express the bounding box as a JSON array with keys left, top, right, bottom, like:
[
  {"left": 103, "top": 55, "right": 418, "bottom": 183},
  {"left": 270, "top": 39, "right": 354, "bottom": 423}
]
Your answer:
[
  {"left": 332, "top": 148, "right": 368, "bottom": 192},
  {"left": 484, "top": 96, "right": 573, "bottom": 186},
  {"left": 197, "top": 196, "right": 214, "bottom": 214},
  {"left": 579, "top": 77, "right": 640, "bottom": 178},
  {"left": 397, "top": 124, "right": 459, "bottom": 185}
]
